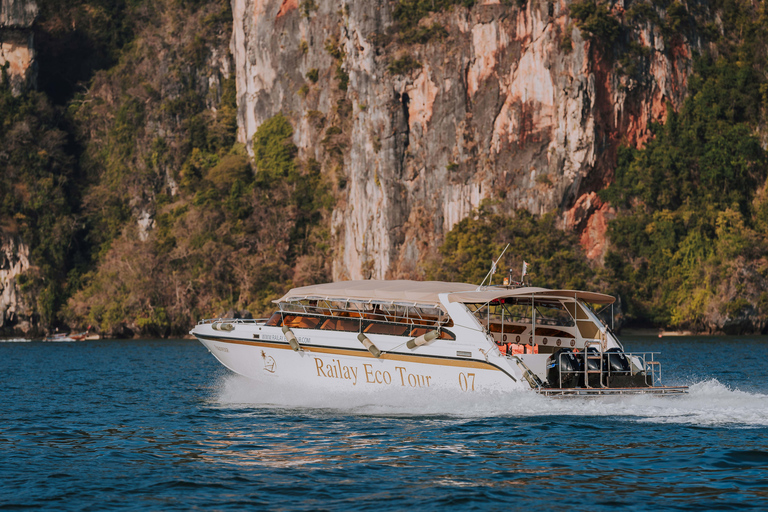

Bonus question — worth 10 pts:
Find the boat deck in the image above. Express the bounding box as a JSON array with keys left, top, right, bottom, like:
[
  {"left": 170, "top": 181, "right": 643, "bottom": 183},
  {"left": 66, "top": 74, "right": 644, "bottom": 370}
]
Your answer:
[{"left": 536, "top": 386, "right": 689, "bottom": 397}]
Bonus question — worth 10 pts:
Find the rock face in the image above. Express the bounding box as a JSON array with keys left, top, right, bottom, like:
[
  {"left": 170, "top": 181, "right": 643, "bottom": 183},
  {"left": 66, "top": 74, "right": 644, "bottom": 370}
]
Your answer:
[
  {"left": 0, "top": 236, "right": 32, "bottom": 335},
  {"left": 563, "top": 191, "right": 615, "bottom": 263},
  {"left": 705, "top": 259, "right": 768, "bottom": 335},
  {"left": 232, "top": 0, "right": 697, "bottom": 278},
  {"left": 232, "top": 0, "right": 697, "bottom": 279},
  {"left": 0, "top": 0, "right": 37, "bottom": 93},
  {"left": 0, "top": 0, "right": 36, "bottom": 26},
  {"left": 1, "top": 1, "right": 39, "bottom": 335}
]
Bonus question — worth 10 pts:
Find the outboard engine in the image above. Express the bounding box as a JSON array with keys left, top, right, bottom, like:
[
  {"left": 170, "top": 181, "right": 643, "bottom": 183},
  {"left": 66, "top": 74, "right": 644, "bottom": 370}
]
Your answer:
[
  {"left": 603, "top": 347, "right": 631, "bottom": 373},
  {"left": 602, "top": 347, "right": 650, "bottom": 388},
  {"left": 546, "top": 348, "right": 583, "bottom": 388}
]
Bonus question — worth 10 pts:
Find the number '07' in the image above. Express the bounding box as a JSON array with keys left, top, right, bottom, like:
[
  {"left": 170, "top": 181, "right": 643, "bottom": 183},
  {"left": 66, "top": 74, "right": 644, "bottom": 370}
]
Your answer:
[{"left": 458, "top": 372, "right": 475, "bottom": 391}]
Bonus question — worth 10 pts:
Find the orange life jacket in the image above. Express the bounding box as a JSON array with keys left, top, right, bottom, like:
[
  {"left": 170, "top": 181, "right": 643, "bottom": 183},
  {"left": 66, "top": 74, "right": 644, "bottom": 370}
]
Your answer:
[{"left": 525, "top": 344, "right": 539, "bottom": 354}]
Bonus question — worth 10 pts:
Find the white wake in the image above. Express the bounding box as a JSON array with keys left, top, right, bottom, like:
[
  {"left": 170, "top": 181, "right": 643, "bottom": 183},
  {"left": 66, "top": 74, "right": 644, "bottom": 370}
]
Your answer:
[{"left": 212, "top": 374, "right": 768, "bottom": 427}]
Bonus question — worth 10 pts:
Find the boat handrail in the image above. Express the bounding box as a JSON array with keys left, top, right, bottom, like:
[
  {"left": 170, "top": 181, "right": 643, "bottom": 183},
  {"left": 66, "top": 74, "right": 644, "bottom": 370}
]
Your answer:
[
  {"left": 582, "top": 340, "right": 604, "bottom": 388},
  {"left": 555, "top": 350, "right": 663, "bottom": 388},
  {"left": 197, "top": 318, "right": 269, "bottom": 325}
]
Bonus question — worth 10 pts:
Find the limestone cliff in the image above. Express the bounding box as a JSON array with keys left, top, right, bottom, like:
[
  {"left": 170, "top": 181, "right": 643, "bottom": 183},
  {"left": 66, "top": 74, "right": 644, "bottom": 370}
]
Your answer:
[
  {"left": 0, "top": 0, "right": 37, "bottom": 93},
  {"left": 0, "top": 0, "right": 36, "bottom": 335},
  {"left": 232, "top": 0, "right": 697, "bottom": 279},
  {"left": 0, "top": 236, "right": 32, "bottom": 334}
]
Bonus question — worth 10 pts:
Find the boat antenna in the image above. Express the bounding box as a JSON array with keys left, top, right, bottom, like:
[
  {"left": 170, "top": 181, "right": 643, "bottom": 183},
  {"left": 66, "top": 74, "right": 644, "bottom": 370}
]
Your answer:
[{"left": 477, "top": 243, "right": 510, "bottom": 290}]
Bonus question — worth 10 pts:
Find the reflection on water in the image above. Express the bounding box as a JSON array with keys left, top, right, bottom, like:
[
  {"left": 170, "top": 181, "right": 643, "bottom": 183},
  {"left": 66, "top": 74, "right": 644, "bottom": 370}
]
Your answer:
[{"left": 1, "top": 337, "right": 768, "bottom": 510}]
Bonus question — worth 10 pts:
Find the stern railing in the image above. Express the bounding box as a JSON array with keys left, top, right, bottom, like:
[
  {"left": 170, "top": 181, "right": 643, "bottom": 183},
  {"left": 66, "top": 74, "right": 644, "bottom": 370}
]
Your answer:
[{"left": 555, "top": 349, "right": 663, "bottom": 388}]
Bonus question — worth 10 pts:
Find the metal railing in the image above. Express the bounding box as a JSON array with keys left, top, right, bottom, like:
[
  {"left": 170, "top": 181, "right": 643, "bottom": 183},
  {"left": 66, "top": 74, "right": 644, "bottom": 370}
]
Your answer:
[
  {"left": 197, "top": 318, "right": 269, "bottom": 325},
  {"left": 583, "top": 340, "right": 605, "bottom": 388},
  {"left": 278, "top": 300, "right": 450, "bottom": 328},
  {"left": 637, "top": 352, "right": 662, "bottom": 387},
  {"left": 555, "top": 349, "right": 663, "bottom": 389},
  {"left": 511, "top": 355, "right": 544, "bottom": 388}
]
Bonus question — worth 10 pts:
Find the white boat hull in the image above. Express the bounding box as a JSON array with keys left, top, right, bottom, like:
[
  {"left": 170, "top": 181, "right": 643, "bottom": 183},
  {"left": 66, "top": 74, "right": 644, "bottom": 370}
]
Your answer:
[{"left": 193, "top": 323, "right": 527, "bottom": 394}]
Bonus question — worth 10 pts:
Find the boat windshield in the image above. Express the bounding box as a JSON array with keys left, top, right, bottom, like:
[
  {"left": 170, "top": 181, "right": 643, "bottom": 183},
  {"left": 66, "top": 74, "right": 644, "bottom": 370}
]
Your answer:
[
  {"left": 535, "top": 300, "right": 575, "bottom": 327},
  {"left": 466, "top": 298, "right": 575, "bottom": 328},
  {"left": 577, "top": 299, "right": 608, "bottom": 330}
]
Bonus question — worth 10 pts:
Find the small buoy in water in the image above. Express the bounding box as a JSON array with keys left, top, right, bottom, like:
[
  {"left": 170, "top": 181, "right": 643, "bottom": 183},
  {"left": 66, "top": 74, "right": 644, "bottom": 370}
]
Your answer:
[
  {"left": 357, "top": 333, "right": 381, "bottom": 358},
  {"left": 406, "top": 330, "right": 439, "bottom": 350},
  {"left": 282, "top": 326, "right": 301, "bottom": 351}
]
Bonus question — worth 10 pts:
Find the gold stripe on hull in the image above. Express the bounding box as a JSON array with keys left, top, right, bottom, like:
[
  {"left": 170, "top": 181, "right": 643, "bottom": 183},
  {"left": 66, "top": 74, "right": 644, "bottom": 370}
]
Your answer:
[{"left": 197, "top": 334, "right": 514, "bottom": 377}]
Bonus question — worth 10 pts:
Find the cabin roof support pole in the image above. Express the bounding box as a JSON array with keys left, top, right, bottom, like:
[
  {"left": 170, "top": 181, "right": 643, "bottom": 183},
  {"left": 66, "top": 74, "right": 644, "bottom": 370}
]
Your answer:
[{"left": 531, "top": 293, "right": 536, "bottom": 346}]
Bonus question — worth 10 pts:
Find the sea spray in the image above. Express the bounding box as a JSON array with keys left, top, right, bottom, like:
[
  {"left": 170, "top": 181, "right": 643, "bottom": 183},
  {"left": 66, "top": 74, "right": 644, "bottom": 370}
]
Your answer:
[{"left": 213, "top": 374, "right": 768, "bottom": 427}]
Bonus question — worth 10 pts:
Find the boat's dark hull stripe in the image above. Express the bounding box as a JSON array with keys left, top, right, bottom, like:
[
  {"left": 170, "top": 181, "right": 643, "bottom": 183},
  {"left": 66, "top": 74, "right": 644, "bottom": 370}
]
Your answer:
[{"left": 195, "top": 333, "right": 518, "bottom": 381}]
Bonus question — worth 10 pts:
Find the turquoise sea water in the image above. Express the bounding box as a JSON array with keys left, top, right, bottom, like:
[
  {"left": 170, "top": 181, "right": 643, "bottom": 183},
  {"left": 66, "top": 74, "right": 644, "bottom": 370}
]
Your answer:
[{"left": 2, "top": 336, "right": 768, "bottom": 510}]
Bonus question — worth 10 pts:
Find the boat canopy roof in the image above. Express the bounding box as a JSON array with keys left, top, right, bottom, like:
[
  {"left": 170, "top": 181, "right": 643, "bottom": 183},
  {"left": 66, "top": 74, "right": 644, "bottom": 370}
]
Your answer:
[
  {"left": 276, "top": 280, "right": 616, "bottom": 307},
  {"left": 276, "top": 280, "right": 478, "bottom": 307},
  {"left": 446, "top": 287, "right": 616, "bottom": 305}
]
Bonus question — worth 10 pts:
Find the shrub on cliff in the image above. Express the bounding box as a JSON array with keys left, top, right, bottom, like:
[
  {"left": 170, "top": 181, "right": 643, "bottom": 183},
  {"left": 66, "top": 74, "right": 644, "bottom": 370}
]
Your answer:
[
  {"left": 387, "top": 55, "right": 423, "bottom": 75},
  {"left": 253, "top": 113, "right": 297, "bottom": 185},
  {"left": 569, "top": 0, "right": 622, "bottom": 45},
  {"left": 392, "top": 0, "right": 471, "bottom": 43}
]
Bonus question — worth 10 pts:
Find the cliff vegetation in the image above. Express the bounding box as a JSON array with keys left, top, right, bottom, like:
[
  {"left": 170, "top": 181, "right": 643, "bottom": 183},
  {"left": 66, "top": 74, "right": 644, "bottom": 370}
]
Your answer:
[
  {"left": 430, "top": 0, "right": 768, "bottom": 333},
  {"left": 3, "top": 0, "right": 334, "bottom": 337},
  {"left": 1, "top": 0, "right": 767, "bottom": 336}
]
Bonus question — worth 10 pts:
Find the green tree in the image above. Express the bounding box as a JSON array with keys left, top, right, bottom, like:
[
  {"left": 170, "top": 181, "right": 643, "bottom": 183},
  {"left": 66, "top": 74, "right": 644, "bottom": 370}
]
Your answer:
[
  {"left": 253, "top": 113, "right": 297, "bottom": 184},
  {"left": 429, "top": 203, "right": 596, "bottom": 291},
  {"left": 601, "top": 35, "right": 768, "bottom": 329}
]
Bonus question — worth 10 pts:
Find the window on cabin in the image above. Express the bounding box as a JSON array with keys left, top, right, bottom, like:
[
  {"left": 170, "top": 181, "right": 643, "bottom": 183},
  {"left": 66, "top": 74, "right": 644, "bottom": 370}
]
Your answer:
[
  {"left": 467, "top": 301, "right": 530, "bottom": 329},
  {"left": 466, "top": 297, "right": 575, "bottom": 335},
  {"left": 272, "top": 301, "right": 453, "bottom": 334},
  {"left": 439, "top": 329, "right": 456, "bottom": 340},
  {"left": 319, "top": 317, "right": 359, "bottom": 332},
  {"left": 364, "top": 322, "right": 410, "bottom": 336},
  {"left": 501, "top": 299, "right": 534, "bottom": 323},
  {"left": 362, "top": 309, "right": 390, "bottom": 322},
  {"left": 534, "top": 301, "right": 575, "bottom": 327},
  {"left": 489, "top": 323, "right": 526, "bottom": 334},
  {"left": 535, "top": 327, "right": 574, "bottom": 339},
  {"left": 283, "top": 315, "right": 322, "bottom": 329}
]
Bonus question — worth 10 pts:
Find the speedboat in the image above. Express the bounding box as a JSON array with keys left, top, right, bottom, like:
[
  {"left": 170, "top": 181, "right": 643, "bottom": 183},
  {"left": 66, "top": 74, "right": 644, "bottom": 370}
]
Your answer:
[
  {"left": 42, "top": 330, "right": 98, "bottom": 342},
  {"left": 190, "top": 280, "right": 687, "bottom": 396},
  {"left": 43, "top": 333, "right": 78, "bottom": 342}
]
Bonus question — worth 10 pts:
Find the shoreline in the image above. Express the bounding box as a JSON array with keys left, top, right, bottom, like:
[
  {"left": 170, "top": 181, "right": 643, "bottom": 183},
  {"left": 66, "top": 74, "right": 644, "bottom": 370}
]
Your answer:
[
  {"left": 620, "top": 328, "right": 767, "bottom": 337},
  {"left": 3, "top": 331, "right": 766, "bottom": 341}
]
